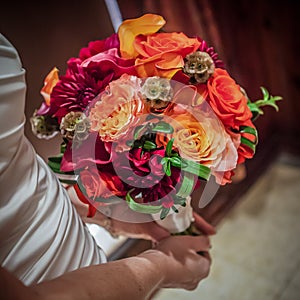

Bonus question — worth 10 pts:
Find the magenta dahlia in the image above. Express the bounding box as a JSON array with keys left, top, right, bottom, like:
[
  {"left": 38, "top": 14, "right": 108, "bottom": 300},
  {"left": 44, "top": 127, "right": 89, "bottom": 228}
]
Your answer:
[
  {"left": 49, "top": 61, "right": 113, "bottom": 121},
  {"left": 198, "top": 39, "right": 225, "bottom": 69}
]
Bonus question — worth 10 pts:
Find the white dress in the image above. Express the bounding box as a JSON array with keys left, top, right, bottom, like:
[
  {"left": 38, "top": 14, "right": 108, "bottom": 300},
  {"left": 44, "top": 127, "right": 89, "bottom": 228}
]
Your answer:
[{"left": 0, "top": 34, "right": 106, "bottom": 286}]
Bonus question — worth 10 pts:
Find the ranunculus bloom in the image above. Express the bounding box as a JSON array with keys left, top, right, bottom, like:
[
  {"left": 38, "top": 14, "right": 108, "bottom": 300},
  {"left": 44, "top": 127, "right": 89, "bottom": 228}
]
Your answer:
[
  {"left": 89, "top": 74, "right": 144, "bottom": 142},
  {"left": 207, "top": 68, "right": 253, "bottom": 130},
  {"left": 134, "top": 32, "right": 200, "bottom": 78},
  {"left": 118, "top": 13, "right": 166, "bottom": 59},
  {"left": 112, "top": 147, "right": 181, "bottom": 207}
]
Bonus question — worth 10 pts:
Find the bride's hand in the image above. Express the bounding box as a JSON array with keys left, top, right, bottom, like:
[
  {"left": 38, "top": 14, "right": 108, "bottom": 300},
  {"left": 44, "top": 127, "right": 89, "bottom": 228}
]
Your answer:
[{"left": 192, "top": 211, "right": 216, "bottom": 235}]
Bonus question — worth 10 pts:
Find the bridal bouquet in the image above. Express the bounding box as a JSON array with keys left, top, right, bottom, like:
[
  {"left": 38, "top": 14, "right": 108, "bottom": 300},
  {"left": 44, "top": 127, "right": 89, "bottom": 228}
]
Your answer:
[{"left": 31, "top": 14, "right": 281, "bottom": 232}]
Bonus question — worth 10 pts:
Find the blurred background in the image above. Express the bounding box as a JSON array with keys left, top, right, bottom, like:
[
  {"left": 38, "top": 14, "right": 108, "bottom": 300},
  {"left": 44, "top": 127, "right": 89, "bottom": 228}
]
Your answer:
[{"left": 1, "top": 1, "right": 300, "bottom": 299}]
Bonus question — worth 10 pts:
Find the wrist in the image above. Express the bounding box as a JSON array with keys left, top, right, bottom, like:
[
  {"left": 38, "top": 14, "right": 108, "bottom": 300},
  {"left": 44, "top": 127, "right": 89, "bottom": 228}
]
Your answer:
[
  {"left": 138, "top": 249, "right": 167, "bottom": 289},
  {"left": 93, "top": 206, "right": 119, "bottom": 238}
]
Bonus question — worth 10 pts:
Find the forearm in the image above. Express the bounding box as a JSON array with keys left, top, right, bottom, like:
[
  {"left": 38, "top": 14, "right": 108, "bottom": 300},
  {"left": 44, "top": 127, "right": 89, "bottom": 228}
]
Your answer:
[{"left": 31, "top": 255, "right": 163, "bottom": 300}]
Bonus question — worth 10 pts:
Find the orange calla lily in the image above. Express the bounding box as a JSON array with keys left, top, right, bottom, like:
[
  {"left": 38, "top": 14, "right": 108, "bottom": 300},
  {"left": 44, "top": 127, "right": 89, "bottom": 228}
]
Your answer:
[
  {"left": 118, "top": 13, "right": 166, "bottom": 59},
  {"left": 40, "top": 67, "right": 59, "bottom": 106}
]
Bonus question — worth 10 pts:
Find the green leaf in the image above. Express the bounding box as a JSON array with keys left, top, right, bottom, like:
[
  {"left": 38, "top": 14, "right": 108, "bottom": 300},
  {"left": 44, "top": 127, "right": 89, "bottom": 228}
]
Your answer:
[
  {"left": 248, "top": 86, "right": 282, "bottom": 121},
  {"left": 261, "top": 86, "right": 269, "bottom": 99},
  {"left": 126, "top": 191, "right": 163, "bottom": 214},
  {"left": 247, "top": 103, "right": 263, "bottom": 121},
  {"left": 181, "top": 159, "right": 211, "bottom": 180},
  {"left": 60, "top": 142, "right": 67, "bottom": 154},
  {"left": 166, "top": 138, "right": 174, "bottom": 157},
  {"left": 240, "top": 126, "right": 258, "bottom": 136},
  {"left": 160, "top": 207, "right": 170, "bottom": 220},
  {"left": 241, "top": 137, "right": 256, "bottom": 152},
  {"left": 173, "top": 196, "right": 187, "bottom": 206},
  {"left": 48, "top": 156, "right": 63, "bottom": 174},
  {"left": 126, "top": 140, "right": 134, "bottom": 147},
  {"left": 170, "top": 156, "right": 182, "bottom": 168},
  {"left": 152, "top": 121, "right": 174, "bottom": 134},
  {"left": 133, "top": 124, "right": 146, "bottom": 140},
  {"left": 176, "top": 172, "right": 196, "bottom": 198},
  {"left": 163, "top": 159, "right": 172, "bottom": 176},
  {"left": 143, "top": 140, "right": 157, "bottom": 150},
  {"left": 171, "top": 206, "right": 179, "bottom": 213},
  {"left": 240, "top": 126, "right": 258, "bottom": 145},
  {"left": 161, "top": 157, "right": 168, "bottom": 166}
]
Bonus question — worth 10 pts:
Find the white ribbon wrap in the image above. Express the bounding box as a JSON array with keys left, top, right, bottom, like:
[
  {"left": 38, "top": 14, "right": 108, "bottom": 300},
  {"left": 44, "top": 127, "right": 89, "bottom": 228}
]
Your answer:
[{"left": 153, "top": 197, "right": 194, "bottom": 233}]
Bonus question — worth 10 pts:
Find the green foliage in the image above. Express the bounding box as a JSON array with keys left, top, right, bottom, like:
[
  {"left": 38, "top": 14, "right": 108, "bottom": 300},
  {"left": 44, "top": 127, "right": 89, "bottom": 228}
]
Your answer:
[{"left": 248, "top": 87, "right": 282, "bottom": 121}]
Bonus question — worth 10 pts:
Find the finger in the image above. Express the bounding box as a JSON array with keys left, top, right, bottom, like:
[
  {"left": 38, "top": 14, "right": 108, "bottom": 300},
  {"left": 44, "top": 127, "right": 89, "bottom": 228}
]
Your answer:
[
  {"left": 146, "top": 223, "right": 171, "bottom": 242},
  {"left": 192, "top": 212, "right": 216, "bottom": 235},
  {"left": 174, "top": 235, "right": 211, "bottom": 252},
  {"left": 196, "top": 251, "right": 211, "bottom": 263}
]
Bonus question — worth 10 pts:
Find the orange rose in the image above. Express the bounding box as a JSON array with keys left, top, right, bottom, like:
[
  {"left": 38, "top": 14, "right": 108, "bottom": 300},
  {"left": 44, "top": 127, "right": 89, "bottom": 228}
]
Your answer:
[
  {"left": 80, "top": 167, "right": 126, "bottom": 199},
  {"left": 207, "top": 68, "right": 253, "bottom": 130},
  {"left": 78, "top": 166, "right": 125, "bottom": 216},
  {"left": 80, "top": 167, "right": 109, "bottom": 200},
  {"left": 134, "top": 32, "right": 200, "bottom": 78},
  {"left": 89, "top": 74, "right": 144, "bottom": 143}
]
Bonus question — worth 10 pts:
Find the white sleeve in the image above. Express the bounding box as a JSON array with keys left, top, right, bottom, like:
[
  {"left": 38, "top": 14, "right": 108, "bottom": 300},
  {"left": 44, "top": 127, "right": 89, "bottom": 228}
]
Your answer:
[{"left": 0, "top": 34, "right": 106, "bottom": 285}]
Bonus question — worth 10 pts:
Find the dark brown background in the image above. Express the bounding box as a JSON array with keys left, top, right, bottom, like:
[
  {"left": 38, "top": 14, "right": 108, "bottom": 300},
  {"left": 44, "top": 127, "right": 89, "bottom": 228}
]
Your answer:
[{"left": 1, "top": 0, "right": 299, "bottom": 226}]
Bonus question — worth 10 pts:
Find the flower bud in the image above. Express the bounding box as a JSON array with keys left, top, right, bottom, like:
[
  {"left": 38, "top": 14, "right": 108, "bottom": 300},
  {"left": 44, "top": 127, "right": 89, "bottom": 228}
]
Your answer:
[
  {"left": 141, "top": 76, "right": 173, "bottom": 113},
  {"left": 60, "top": 111, "right": 90, "bottom": 141},
  {"left": 183, "top": 51, "right": 215, "bottom": 83},
  {"left": 30, "top": 112, "right": 59, "bottom": 139}
]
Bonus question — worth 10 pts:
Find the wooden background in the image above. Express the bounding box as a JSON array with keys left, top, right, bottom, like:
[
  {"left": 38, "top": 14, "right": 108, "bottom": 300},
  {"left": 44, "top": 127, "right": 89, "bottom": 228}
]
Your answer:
[{"left": 1, "top": 0, "right": 299, "bottom": 228}]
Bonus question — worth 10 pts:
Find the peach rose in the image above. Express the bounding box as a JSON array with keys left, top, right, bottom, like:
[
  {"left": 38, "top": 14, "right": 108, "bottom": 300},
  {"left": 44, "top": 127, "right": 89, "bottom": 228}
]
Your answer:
[
  {"left": 156, "top": 109, "right": 238, "bottom": 182},
  {"left": 207, "top": 68, "right": 253, "bottom": 130},
  {"left": 134, "top": 32, "right": 200, "bottom": 78},
  {"left": 89, "top": 74, "right": 144, "bottom": 143}
]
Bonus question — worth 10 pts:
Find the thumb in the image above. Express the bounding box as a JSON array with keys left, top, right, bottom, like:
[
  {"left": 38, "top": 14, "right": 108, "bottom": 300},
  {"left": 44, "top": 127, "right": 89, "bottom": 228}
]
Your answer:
[{"left": 193, "top": 212, "right": 216, "bottom": 235}]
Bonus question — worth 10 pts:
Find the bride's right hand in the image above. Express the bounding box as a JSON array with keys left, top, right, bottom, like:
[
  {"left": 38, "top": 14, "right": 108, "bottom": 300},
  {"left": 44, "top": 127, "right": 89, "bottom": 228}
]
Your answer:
[{"left": 139, "top": 235, "right": 212, "bottom": 291}]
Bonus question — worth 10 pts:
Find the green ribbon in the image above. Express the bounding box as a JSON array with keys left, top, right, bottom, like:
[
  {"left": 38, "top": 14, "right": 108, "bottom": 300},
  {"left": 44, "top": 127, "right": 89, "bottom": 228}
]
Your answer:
[
  {"left": 126, "top": 190, "right": 162, "bottom": 214},
  {"left": 176, "top": 172, "right": 196, "bottom": 199}
]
